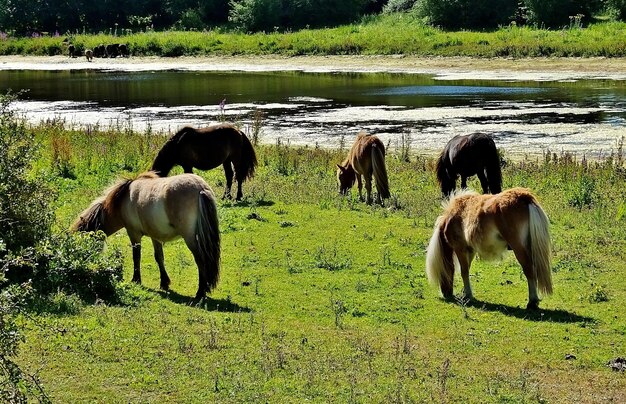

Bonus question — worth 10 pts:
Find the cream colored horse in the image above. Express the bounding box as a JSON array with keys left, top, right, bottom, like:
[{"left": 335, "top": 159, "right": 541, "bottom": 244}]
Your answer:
[
  {"left": 72, "top": 172, "right": 221, "bottom": 299},
  {"left": 426, "top": 188, "right": 552, "bottom": 309}
]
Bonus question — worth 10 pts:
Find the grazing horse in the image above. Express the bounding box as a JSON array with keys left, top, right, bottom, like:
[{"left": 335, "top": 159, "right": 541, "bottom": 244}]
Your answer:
[
  {"left": 436, "top": 133, "right": 502, "bottom": 197},
  {"left": 425, "top": 188, "right": 552, "bottom": 310},
  {"left": 337, "top": 132, "right": 390, "bottom": 205},
  {"left": 151, "top": 123, "right": 258, "bottom": 201},
  {"left": 71, "top": 172, "right": 221, "bottom": 299}
]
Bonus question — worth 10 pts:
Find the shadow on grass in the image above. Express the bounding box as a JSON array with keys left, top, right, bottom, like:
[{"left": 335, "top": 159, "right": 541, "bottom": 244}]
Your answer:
[
  {"left": 444, "top": 297, "right": 595, "bottom": 323},
  {"left": 222, "top": 198, "right": 275, "bottom": 208},
  {"left": 156, "top": 289, "right": 251, "bottom": 313}
]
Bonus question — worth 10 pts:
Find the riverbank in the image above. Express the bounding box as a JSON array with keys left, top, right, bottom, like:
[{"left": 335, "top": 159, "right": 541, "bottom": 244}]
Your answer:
[{"left": 3, "top": 55, "right": 626, "bottom": 81}]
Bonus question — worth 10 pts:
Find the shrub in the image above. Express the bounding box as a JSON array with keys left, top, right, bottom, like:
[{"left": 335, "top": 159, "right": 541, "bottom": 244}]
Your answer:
[
  {"left": 383, "top": 0, "right": 418, "bottom": 13},
  {"left": 229, "top": 0, "right": 369, "bottom": 32},
  {"left": 0, "top": 93, "right": 54, "bottom": 255},
  {"left": 415, "top": 0, "right": 518, "bottom": 30},
  {"left": 606, "top": 0, "right": 626, "bottom": 21},
  {"left": 522, "top": 0, "right": 602, "bottom": 28}
]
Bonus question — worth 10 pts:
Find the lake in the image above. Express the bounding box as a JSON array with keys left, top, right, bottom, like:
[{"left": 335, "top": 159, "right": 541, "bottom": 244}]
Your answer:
[{"left": 2, "top": 63, "right": 626, "bottom": 157}]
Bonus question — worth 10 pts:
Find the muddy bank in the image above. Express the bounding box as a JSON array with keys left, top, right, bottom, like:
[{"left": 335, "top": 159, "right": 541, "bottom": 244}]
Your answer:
[{"left": 2, "top": 55, "right": 626, "bottom": 81}]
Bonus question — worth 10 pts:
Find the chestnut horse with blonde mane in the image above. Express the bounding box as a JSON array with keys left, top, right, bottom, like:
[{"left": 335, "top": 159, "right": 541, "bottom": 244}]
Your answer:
[
  {"left": 71, "top": 172, "right": 221, "bottom": 299},
  {"left": 337, "top": 132, "right": 390, "bottom": 205},
  {"left": 426, "top": 187, "right": 552, "bottom": 310},
  {"left": 151, "top": 123, "right": 257, "bottom": 201}
]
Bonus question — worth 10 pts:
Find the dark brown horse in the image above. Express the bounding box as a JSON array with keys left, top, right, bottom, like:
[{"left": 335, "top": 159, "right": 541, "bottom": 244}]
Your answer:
[
  {"left": 151, "top": 123, "right": 258, "bottom": 201},
  {"left": 71, "top": 172, "right": 221, "bottom": 299},
  {"left": 436, "top": 133, "right": 502, "bottom": 197},
  {"left": 337, "top": 131, "right": 390, "bottom": 205},
  {"left": 426, "top": 188, "right": 552, "bottom": 310}
]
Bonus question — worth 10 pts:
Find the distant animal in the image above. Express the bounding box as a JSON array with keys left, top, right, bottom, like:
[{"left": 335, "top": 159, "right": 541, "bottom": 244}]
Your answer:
[
  {"left": 106, "top": 43, "right": 120, "bottom": 58},
  {"left": 337, "top": 131, "right": 390, "bottom": 205},
  {"left": 436, "top": 133, "right": 502, "bottom": 197},
  {"left": 71, "top": 172, "right": 221, "bottom": 299},
  {"left": 84, "top": 49, "right": 93, "bottom": 62},
  {"left": 425, "top": 187, "right": 552, "bottom": 310},
  {"left": 93, "top": 44, "right": 106, "bottom": 58},
  {"left": 68, "top": 44, "right": 76, "bottom": 58},
  {"left": 118, "top": 43, "right": 129, "bottom": 57},
  {"left": 151, "top": 123, "right": 258, "bottom": 201}
]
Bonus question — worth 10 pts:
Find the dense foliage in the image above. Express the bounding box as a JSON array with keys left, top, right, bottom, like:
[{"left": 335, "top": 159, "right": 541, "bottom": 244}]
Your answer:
[
  {"left": 0, "top": 94, "right": 124, "bottom": 400},
  {"left": 0, "top": 0, "right": 621, "bottom": 34}
]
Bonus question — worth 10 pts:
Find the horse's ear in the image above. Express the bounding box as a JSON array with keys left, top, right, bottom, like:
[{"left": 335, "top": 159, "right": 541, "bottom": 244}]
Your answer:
[{"left": 337, "top": 164, "right": 346, "bottom": 172}]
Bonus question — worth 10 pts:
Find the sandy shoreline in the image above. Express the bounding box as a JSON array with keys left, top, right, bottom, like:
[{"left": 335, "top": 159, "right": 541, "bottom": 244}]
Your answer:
[{"left": 1, "top": 55, "right": 626, "bottom": 81}]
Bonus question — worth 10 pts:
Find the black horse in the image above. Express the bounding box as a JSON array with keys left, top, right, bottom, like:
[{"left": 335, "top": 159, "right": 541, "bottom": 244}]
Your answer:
[
  {"left": 151, "top": 123, "right": 258, "bottom": 201},
  {"left": 435, "top": 133, "right": 502, "bottom": 197}
]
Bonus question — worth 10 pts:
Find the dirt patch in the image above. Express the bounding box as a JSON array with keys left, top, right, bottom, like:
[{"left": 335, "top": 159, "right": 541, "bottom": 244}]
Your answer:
[{"left": 2, "top": 55, "right": 626, "bottom": 81}]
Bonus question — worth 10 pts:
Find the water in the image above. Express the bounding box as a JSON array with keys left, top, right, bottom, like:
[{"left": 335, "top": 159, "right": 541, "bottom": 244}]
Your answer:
[{"left": 2, "top": 68, "right": 626, "bottom": 157}]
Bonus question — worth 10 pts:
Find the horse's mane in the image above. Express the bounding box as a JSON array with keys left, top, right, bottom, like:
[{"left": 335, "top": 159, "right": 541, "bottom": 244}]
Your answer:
[{"left": 441, "top": 188, "right": 479, "bottom": 210}]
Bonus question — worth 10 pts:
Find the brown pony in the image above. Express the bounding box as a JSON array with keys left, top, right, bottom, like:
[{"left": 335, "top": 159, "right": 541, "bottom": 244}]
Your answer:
[
  {"left": 337, "top": 132, "right": 390, "bottom": 205},
  {"left": 425, "top": 188, "right": 552, "bottom": 310},
  {"left": 71, "top": 172, "right": 221, "bottom": 299},
  {"left": 151, "top": 123, "right": 258, "bottom": 201}
]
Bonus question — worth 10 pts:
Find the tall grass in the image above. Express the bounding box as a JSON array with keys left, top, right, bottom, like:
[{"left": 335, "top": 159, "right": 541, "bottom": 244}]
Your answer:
[
  {"left": 3, "top": 15, "right": 626, "bottom": 57},
  {"left": 13, "top": 120, "right": 626, "bottom": 402}
]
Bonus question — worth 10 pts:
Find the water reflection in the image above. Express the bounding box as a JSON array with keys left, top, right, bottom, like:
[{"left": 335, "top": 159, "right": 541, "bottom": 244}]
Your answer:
[{"left": 1, "top": 69, "right": 625, "bottom": 157}]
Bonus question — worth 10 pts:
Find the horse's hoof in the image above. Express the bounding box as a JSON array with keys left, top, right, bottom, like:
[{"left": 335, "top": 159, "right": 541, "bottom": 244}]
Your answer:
[
  {"left": 526, "top": 301, "right": 540, "bottom": 310},
  {"left": 160, "top": 282, "right": 170, "bottom": 291},
  {"left": 131, "top": 277, "right": 141, "bottom": 284}
]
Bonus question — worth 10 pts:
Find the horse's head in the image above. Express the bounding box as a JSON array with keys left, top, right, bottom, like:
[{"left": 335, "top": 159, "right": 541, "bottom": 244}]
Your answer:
[
  {"left": 336, "top": 164, "right": 356, "bottom": 195},
  {"left": 71, "top": 200, "right": 107, "bottom": 233}
]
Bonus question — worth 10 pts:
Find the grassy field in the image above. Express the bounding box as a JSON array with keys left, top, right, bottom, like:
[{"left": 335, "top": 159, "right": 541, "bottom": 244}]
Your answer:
[
  {"left": 3, "top": 14, "right": 626, "bottom": 58},
  {"left": 11, "top": 120, "right": 626, "bottom": 402}
]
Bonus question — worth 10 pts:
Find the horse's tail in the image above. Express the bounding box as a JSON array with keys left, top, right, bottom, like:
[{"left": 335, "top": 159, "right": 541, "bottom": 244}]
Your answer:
[
  {"left": 435, "top": 151, "right": 453, "bottom": 196},
  {"left": 196, "top": 190, "right": 221, "bottom": 292},
  {"left": 371, "top": 144, "right": 390, "bottom": 199},
  {"left": 485, "top": 143, "right": 502, "bottom": 194},
  {"left": 238, "top": 130, "right": 258, "bottom": 181},
  {"left": 528, "top": 202, "right": 553, "bottom": 296},
  {"left": 425, "top": 216, "right": 455, "bottom": 296}
]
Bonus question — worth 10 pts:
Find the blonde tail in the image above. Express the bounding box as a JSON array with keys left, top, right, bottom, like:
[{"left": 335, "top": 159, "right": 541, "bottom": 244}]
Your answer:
[
  {"left": 528, "top": 203, "right": 552, "bottom": 296},
  {"left": 426, "top": 217, "right": 454, "bottom": 295}
]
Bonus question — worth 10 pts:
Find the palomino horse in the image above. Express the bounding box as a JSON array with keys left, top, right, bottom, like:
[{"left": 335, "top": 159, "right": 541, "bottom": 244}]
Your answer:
[
  {"left": 425, "top": 188, "right": 552, "bottom": 310},
  {"left": 337, "top": 132, "right": 390, "bottom": 205},
  {"left": 71, "top": 172, "right": 221, "bottom": 299},
  {"left": 151, "top": 123, "right": 258, "bottom": 201},
  {"left": 436, "top": 133, "right": 502, "bottom": 197}
]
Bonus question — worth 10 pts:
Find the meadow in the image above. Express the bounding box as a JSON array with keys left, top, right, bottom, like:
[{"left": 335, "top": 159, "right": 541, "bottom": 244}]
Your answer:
[
  {"left": 10, "top": 118, "right": 626, "bottom": 402},
  {"left": 3, "top": 14, "right": 626, "bottom": 58}
]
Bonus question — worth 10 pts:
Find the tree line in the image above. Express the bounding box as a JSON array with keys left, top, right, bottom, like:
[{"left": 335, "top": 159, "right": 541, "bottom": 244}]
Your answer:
[{"left": 0, "top": 0, "right": 625, "bottom": 36}]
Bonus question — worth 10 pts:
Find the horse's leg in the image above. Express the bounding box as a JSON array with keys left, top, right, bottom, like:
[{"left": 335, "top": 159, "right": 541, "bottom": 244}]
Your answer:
[
  {"left": 510, "top": 239, "right": 539, "bottom": 310},
  {"left": 183, "top": 166, "right": 193, "bottom": 174},
  {"left": 461, "top": 175, "right": 468, "bottom": 189},
  {"left": 477, "top": 171, "right": 489, "bottom": 194},
  {"left": 129, "top": 237, "right": 142, "bottom": 284},
  {"left": 357, "top": 175, "right": 364, "bottom": 202},
  {"left": 183, "top": 237, "right": 208, "bottom": 299},
  {"left": 152, "top": 239, "right": 170, "bottom": 291},
  {"left": 455, "top": 248, "right": 475, "bottom": 300},
  {"left": 222, "top": 162, "right": 234, "bottom": 200},
  {"left": 365, "top": 175, "right": 373, "bottom": 205},
  {"left": 235, "top": 167, "right": 244, "bottom": 201}
]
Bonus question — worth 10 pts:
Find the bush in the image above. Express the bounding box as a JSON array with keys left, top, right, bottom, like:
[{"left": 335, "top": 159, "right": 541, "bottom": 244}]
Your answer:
[
  {"left": 415, "top": 0, "right": 518, "bottom": 30},
  {"left": 0, "top": 93, "right": 54, "bottom": 254},
  {"left": 606, "top": 0, "right": 626, "bottom": 21},
  {"left": 229, "top": 0, "right": 370, "bottom": 32},
  {"left": 522, "top": 0, "right": 602, "bottom": 28},
  {"left": 383, "top": 0, "right": 418, "bottom": 13}
]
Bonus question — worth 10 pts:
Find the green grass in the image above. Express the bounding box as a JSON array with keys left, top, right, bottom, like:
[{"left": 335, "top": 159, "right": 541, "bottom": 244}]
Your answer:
[
  {"left": 4, "top": 14, "right": 626, "bottom": 57},
  {"left": 14, "top": 122, "right": 626, "bottom": 401}
]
